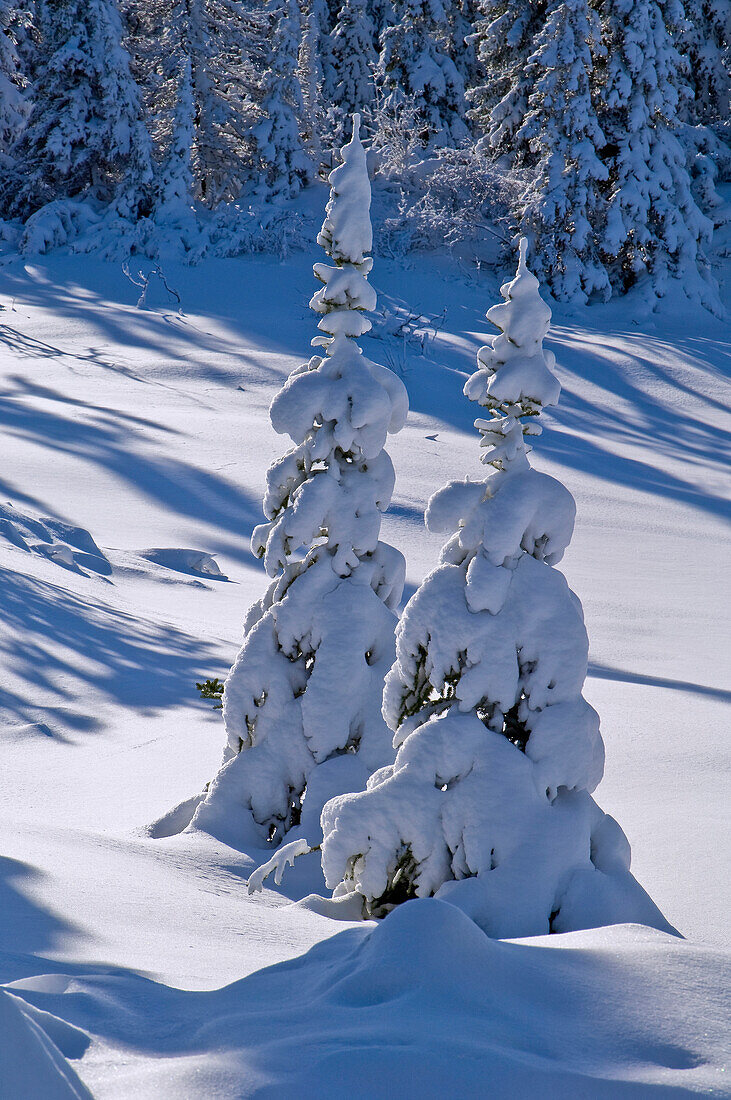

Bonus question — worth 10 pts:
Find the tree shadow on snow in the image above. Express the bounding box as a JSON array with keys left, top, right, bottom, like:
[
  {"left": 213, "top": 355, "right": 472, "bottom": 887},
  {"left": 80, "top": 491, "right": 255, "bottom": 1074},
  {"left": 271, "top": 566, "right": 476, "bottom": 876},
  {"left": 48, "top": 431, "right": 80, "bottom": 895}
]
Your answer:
[
  {"left": 0, "top": 858, "right": 85, "bottom": 984},
  {"left": 0, "top": 375, "right": 263, "bottom": 566},
  {"left": 0, "top": 255, "right": 318, "bottom": 390},
  {"left": 537, "top": 326, "right": 730, "bottom": 524},
  {"left": 0, "top": 566, "right": 222, "bottom": 739},
  {"left": 369, "top": 286, "right": 729, "bottom": 525},
  {"left": 588, "top": 662, "right": 731, "bottom": 704}
]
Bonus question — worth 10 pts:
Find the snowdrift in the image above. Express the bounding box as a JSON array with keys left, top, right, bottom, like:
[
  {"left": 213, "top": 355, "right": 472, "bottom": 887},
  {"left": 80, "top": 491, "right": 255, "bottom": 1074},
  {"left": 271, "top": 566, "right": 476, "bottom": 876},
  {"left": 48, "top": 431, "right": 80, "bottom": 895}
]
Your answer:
[
  {"left": 0, "top": 989, "right": 92, "bottom": 1100},
  {"left": 5, "top": 900, "right": 728, "bottom": 1098}
]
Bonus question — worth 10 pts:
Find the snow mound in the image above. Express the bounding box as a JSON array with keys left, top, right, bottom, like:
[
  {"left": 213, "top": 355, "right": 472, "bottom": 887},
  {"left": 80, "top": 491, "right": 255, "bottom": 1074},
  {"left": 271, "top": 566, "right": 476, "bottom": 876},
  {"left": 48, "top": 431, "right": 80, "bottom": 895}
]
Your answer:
[
  {"left": 0, "top": 989, "right": 92, "bottom": 1100},
  {"left": 138, "top": 548, "right": 227, "bottom": 579},
  {"left": 6, "top": 901, "right": 727, "bottom": 1098},
  {"left": 147, "top": 793, "right": 205, "bottom": 839},
  {"left": 0, "top": 503, "right": 109, "bottom": 575}
]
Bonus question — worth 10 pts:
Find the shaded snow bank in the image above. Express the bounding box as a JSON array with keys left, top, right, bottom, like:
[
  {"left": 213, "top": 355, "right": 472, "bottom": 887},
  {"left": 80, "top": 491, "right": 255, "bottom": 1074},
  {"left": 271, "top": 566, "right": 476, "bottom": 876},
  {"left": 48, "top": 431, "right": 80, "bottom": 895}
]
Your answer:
[
  {"left": 5, "top": 900, "right": 728, "bottom": 1098},
  {"left": 0, "top": 989, "right": 92, "bottom": 1100}
]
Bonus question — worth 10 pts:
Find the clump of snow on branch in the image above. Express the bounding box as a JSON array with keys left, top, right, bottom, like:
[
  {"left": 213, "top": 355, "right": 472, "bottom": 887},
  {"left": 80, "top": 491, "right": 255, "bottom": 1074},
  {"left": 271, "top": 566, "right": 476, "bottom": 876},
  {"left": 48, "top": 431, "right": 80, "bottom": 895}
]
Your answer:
[
  {"left": 319, "top": 239, "right": 671, "bottom": 938},
  {"left": 246, "top": 838, "right": 313, "bottom": 894},
  {"left": 193, "top": 115, "right": 408, "bottom": 853}
]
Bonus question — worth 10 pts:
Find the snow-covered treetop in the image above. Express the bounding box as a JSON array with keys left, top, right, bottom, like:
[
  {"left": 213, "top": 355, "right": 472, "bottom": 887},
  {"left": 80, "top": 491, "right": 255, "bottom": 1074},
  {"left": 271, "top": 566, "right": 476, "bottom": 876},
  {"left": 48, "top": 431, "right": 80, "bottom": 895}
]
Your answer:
[
  {"left": 310, "top": 115, "right": 406, "bottom": 370},
  {"left": 464, "top": 238, "right": 560, "bottom": 471},
  {"left": 251, "top": 111, "right": 407, "bottom": 581},
  {"left": 317, "top": 113, "right": 372, "bottom": 266}
]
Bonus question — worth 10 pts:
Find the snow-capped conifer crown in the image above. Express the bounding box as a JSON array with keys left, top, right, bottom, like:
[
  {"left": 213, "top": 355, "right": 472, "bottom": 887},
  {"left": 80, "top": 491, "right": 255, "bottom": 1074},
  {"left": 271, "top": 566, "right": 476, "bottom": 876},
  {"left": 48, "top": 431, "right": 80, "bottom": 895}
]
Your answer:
[{"left": 465, "top": 237, "right": 560, "bottom": 472}]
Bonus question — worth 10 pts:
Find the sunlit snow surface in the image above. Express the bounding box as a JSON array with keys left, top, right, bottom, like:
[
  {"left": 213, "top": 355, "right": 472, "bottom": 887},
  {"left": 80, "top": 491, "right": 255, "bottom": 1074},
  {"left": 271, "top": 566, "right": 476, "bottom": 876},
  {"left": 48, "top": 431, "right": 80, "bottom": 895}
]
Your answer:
[{"left": 0, "top": 242, "right": 728, "bottom": 1096}]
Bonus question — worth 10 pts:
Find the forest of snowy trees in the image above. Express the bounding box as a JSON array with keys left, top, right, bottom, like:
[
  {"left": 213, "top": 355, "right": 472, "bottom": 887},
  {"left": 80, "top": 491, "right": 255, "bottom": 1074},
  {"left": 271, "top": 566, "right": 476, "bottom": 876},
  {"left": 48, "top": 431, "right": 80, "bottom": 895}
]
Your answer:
[{"left": 0, "top": 0, "right": 729, "bottom": 303}]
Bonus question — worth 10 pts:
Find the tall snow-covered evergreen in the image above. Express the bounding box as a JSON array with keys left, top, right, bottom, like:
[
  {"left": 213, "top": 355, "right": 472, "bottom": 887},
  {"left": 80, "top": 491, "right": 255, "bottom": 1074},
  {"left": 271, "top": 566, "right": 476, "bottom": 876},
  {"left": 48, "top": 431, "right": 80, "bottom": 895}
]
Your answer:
[
  {"left": 320, "top": 241, "right": 670, "bottom": 937},
  {"left": 674, "top": 0, "right": 731, "bottom": 226},
  {"left": 2, "top": 0, "right": 152, "bottom": 220},
  {"left": 173, "top": 0, "right": 242, "bottom": 206},
  {"left": 517, "top": 0, "right": 610, "bottom": 302},
  {"left": 678, "top": 0, "right": 730, "bottom": 126},
  {"left": 0, "top": 1, "right": 30, "bottom": 167},
  {"left": 152, "top": 54, "right": 196, "bottom": 219},
  {"left": 596, "top": 0, "right": 715, "bottom": 300},
  {"left": 449, "top": 0, "right": 480, "bottom": 93},
  {"left": 328, "top": 0, "right": 377, "bottom": 147},
  {"left": 252, "top": 0, "right": 311, "bottom": 196},
  {"left": 468, "top": 0, "right": 546, "bottom": 158},
  {"left": 376, "top": 0, "right": 469, "bottom": 148},
  {"left": 193, "top": 117, "right": 409, "bottom": 849},
  {"left": 297, "top": 0, "right": 327, "bottom": 167}
]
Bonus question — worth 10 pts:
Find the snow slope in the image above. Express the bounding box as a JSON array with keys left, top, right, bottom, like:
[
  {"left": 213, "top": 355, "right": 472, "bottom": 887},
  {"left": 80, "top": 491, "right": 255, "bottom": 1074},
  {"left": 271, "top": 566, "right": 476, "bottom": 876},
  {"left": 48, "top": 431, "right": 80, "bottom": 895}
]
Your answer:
[
  {"left": 5, "top": 903, "right": 729, "bottom": 1099},
  {"left": 0, "top": 244, "right": 728, "bottom": 1095}
]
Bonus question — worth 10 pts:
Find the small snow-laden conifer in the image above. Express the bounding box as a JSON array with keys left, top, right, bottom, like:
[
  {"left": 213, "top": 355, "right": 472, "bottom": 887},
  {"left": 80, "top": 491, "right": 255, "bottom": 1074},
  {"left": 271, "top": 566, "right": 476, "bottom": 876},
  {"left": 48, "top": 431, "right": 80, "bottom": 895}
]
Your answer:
[
  {"left": 376, "top": 0, "right": 469, "bottom": 149},
  {"left": 517, "top": 0, "right": 610, "bottom": 302},
  {"left": 0, "top": 2, "right": 30, "bottom": 168},
  {"left": 252, "top": 0, "right": 311, "bottom": 197},
  {"left": 320, "top": 241, "right": 671, "bottom": 938},
  {"left": 597, "top": 0, "right": 716, "bottom": 304},
  {"left": 468, "top": 0, "right": 546, "bottom": 159},
  {"left": 2, "top": 0, "right": 153, "bottom": 220},
  {"left": 193, "top": 116, "right": 409, "bottom": 851}
]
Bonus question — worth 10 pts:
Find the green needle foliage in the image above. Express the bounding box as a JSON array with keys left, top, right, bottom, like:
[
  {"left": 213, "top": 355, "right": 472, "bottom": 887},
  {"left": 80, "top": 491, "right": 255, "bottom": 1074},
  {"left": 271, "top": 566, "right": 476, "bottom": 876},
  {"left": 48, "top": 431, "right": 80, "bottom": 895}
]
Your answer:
[{"left": 196, "top": 677, "right": 224, "bottom": 711}]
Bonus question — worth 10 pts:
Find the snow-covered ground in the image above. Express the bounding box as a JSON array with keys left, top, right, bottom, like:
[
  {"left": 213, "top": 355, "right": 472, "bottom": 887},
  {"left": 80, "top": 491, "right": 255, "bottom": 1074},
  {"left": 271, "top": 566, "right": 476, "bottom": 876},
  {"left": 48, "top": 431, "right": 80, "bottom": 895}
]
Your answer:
[{"left": 0, "top": 244, "right": 729, "bottom": 1096}]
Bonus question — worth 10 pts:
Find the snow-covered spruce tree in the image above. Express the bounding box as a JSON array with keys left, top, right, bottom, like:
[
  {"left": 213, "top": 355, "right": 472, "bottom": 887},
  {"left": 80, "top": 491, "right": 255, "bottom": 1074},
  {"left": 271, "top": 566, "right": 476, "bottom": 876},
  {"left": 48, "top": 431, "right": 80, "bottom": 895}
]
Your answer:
[
  {"left": 328, "top": 0, "right": 377, "bottom": 147},
  {"left": 193, "top": 116, "right": 409, "bottom": 850},
  {"left": 596, "top": 0, "right": 715, "bottom": 302},
  {"left": 2, "top": 0, "right": 152, "bottom": 220},
  {"left": 168, "top": 0, "right": 230, "bottom": 207},
  {"left": 675, "top": 0, "right": 731, "bottom": 227},
  {"left": 449, "top": 0, "right": 480, "bottom": 94},
  {"left": 376, "top": 0, "right": 469, "bottom": 148},
  {"left": 298, "top": 0, "right": 328, "bottom": 169},
  {"left": 0, "top": 2, "right": 31, "bottom": 168},
  {"left": 468, "top": 0, "right": 547, "bottom": 159},
  {"left": 151, "top": 55, "right": 196, "bottom": 220},
  {"left": 181, "top": 0, "right": 258, "bottom": 206},
  {"left": 370, "top": 0, "right": 394, "bottom": 41},
  {"left": 320, "top": 241, "right": 671, "bottom": 937},
  {"left": 517, "top": 0, "right": 611, "bottom": 302},
  {"left": 306, "top": 0, "right": 336, "bottom": 105},
  {"left": 678, "top": 0, "right": 730, "bottom": 127},
  {"left": 252, "top": 0, "right": 311, "bottom": 197}
]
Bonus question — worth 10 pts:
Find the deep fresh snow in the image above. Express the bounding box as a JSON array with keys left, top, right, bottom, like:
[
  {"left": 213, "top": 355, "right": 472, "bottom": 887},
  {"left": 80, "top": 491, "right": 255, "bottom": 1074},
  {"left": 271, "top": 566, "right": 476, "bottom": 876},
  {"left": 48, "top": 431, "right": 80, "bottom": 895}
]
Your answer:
[{"left": 0, "top": 234, "right": 729, "bottom": 1096}]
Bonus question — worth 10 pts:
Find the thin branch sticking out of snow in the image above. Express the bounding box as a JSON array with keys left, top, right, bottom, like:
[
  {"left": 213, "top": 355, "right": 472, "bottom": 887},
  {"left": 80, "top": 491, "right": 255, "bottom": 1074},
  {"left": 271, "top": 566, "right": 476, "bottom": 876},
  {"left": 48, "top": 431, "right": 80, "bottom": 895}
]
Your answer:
[{"left": 122, "top": 260, "right": 181, "bottom": 310}]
